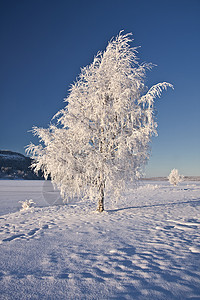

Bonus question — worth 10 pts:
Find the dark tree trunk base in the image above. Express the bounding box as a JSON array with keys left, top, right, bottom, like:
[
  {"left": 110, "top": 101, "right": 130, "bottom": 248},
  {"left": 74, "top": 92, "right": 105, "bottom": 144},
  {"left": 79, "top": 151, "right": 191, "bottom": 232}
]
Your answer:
[
  {"left": 96, "top": 205, "right": 104, "bottom": 213},
  {"left": 97, "top": 197, "right": 104, "bottom": 212},
  {"left": 97, "top": 182, "right": 105, "bottom": 212}
]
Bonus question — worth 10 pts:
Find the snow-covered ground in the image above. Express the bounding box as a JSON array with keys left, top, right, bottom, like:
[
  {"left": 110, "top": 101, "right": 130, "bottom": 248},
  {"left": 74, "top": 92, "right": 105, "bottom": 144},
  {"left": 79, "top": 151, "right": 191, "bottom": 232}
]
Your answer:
[{"left": 0, "top": 180, "right": 200, "bottom": 299}]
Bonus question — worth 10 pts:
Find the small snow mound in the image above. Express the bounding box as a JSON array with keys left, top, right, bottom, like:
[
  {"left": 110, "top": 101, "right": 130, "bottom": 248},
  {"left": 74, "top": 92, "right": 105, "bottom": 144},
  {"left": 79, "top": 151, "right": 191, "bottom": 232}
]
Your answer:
[
  {"left": 189, "top": 246, "right": 200, "bottom": 253},
  {"left": 138, "top": 184, "right": 158, "bottom": 190},
  {"left": 109, "top": 249, "right": 118, "bottom": 254}
]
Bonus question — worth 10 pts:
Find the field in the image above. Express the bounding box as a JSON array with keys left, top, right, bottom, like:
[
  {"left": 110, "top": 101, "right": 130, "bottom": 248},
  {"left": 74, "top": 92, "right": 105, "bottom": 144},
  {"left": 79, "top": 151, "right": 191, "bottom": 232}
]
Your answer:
[{"left": 0, "top": 180, "right": 200, "bottom": 299}]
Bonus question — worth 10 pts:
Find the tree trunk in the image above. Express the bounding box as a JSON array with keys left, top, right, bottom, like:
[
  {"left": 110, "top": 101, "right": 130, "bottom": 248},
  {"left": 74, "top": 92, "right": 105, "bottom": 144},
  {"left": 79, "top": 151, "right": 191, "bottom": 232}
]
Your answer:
[
  {"left": 97, "top": 129, "right": 105, "bottom": 212},
  {"left": 97, "top": 181, "right": 105, "bottom": 212}
]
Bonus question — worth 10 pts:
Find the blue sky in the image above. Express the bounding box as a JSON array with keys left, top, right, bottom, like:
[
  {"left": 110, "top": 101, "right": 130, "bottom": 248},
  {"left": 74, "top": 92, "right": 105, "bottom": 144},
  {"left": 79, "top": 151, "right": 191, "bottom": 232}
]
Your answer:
[{"left": 1, "top": 0, "right": 200, "bottom": 177}]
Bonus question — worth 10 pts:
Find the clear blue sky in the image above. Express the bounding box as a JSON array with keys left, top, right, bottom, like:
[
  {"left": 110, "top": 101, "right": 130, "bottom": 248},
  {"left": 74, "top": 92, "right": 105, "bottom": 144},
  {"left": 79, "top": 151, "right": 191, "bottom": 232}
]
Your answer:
[{"left": 1, "top": 0, "right": 200, "bottom": 177}]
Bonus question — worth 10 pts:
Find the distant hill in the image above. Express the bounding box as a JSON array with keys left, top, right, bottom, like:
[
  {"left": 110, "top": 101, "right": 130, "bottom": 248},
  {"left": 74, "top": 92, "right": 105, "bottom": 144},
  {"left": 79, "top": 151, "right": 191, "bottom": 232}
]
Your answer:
[
  {"left": 1, "top": 150, "right": 199, "bottom": 181},
  {"left": 0, "top": 150, "right": 44, "bottom": 180},
  {"left": 142, "top": 176, "right": 200, "bottom": 181}
]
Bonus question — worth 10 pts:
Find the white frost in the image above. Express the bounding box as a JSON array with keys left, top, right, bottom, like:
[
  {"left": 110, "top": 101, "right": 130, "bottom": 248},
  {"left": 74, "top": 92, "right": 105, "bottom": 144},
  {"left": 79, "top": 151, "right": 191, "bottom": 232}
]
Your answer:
[
  {"left": 19, "top": 199, "right": 35, "bottom": 211},
  {"left": 26, "top": 32, "right": 173, "bottom": 208},
  {"left": 168, "top": 168, "right": 184, "bottom": 186}
]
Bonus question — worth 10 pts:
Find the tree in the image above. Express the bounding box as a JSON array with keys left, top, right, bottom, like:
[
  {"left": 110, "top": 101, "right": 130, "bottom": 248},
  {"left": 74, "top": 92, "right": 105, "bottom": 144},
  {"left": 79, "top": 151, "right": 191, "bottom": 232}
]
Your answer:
[
  {"left": 168, "top": 169, "right": 183, "bottom": 186},
  {"left": 26, "top": 32, "right": 173, "bottom": 212}
]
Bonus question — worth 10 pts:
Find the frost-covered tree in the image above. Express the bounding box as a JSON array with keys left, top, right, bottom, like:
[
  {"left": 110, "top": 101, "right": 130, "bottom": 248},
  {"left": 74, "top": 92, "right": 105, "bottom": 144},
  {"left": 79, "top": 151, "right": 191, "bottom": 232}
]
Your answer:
[
  {"left": 168, "top": 169, "right": 183, "bottom": 186},
  {"left": 26, "top": 32, "right": 172, "bottom": 212}
]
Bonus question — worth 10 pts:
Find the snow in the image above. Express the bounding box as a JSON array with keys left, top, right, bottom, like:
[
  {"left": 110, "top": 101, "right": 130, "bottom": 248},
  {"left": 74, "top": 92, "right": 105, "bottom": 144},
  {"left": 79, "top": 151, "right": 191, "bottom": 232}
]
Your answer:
[
  {"left": 0, "top": 180, "right": 200, "bottom": 299},
  {"left": 0, "top": 153, "right": 25, "bottom": 161}
]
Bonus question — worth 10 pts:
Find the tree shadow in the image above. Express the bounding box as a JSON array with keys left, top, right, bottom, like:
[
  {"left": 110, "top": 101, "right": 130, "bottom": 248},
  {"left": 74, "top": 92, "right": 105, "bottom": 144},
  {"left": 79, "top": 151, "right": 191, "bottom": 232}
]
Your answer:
[{"left": 107, "top": 198, "right": 200, "bottom": 213}]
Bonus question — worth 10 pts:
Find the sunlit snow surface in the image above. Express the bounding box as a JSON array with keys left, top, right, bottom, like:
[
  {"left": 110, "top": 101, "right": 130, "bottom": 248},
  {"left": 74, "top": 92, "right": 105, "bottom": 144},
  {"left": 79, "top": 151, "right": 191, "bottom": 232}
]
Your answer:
[{"left": 0, "top": 180, "right": 200, "bottom": 299}]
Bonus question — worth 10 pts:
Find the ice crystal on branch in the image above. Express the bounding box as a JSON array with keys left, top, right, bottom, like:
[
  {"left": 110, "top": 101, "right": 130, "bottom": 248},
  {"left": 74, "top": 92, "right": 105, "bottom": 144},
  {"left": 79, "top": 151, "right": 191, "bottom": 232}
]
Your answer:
[{"left": 26, "top": 32, "right": 173, "bottom": 211}]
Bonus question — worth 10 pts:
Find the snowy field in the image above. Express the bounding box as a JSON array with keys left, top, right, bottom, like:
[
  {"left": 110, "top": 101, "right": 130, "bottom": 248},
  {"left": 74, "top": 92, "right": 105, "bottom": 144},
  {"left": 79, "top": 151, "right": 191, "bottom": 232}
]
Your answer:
[{"left": 0, "top": 180, "right": 200, "bottom": 300}]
